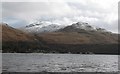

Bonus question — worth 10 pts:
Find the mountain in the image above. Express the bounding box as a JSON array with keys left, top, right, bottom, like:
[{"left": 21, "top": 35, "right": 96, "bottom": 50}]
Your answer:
[
  {"left": 2, "top": 22, "right": 119, "bottom": 54},
  {"left": 39, "top": 22, "right": 118, "bottom": 44},
  {"left": 23, "top": 21, "right": 65, "bottom": 33},
  {"left": 1, "top": 23, "right": 43, "bottom": 52},
  {"left": 2, "top": 23, "right": 36, "bottom": 42},
  {"left": 58, "top": 22, "right": 110, "bottom": 33}
]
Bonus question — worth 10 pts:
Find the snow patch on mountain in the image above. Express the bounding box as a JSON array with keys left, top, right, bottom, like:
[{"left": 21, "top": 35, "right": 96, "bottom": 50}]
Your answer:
[
  {"left": 71, "top": 22, "right": 110, "bottom": 33},
  {"left": 71, "top": 22, "right": 95, "bottom": 31},
  {"left": 23, "top": 21, "right": 110, "bottom": 34},
  {"left": 24, "top": 21, "right": 65, "bottom": 33}
]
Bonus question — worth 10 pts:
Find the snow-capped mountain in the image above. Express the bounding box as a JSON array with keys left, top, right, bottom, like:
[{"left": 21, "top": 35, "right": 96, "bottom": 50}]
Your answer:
[
  {"left": 71, "top": 22, "right": 95, "bottom": 31},
  {"left": 24, "top": 21, "right": 65, "bottom": 33},
  {"left": 2, "top": 23, "right": 119, "bottom": 54},
  {"left": 23, "top": 21, "right": 110, "bottom": 34},
  {"left": 59, "top": 22, "right": 110, "bottom": 33}
]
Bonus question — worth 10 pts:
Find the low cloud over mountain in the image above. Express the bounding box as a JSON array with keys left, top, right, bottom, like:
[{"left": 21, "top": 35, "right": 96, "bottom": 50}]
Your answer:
[{"left": 2, "top": 0, "right": 119, "bottom": 33}]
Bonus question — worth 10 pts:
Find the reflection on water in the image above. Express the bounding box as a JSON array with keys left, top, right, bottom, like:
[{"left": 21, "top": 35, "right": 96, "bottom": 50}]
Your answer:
[{"left": 2, "top": 53, "right": 118, "bottom": 72}]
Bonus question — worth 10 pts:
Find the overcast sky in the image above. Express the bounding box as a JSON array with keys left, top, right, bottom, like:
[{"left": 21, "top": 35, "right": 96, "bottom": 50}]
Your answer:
[{"left": 1, "top": 0, "right": 119, "bottom": 33}]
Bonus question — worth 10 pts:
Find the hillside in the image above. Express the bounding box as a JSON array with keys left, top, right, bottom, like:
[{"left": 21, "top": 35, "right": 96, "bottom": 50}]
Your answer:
[
  {"left": 38, "top": 32, "right": 118, "bottom": 44},
  {"left": 1, "top": 23, "right": 43, "bottom": 52},
  {"left": 2, "top": 23, "right": 119, "bottom": 54},
  {"left": 2, "top": 23, "right": 36, "bottom": 42},
  {"left": 38, "top": 22, "right": 118, "bottom": 44}
]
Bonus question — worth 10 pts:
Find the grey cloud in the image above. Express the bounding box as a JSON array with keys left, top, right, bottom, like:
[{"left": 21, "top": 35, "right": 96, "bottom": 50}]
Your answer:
[{"left": 2, "top": 1, "right": 118, "bottom": 33}]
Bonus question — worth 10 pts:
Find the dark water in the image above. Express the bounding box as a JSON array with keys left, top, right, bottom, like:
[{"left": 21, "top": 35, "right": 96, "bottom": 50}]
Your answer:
[{"left": 2, "top": 53, "right": 118, "bottom": 72}]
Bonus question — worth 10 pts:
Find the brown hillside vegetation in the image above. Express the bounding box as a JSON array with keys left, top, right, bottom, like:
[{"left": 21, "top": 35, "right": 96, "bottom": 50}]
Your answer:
[
  {"left": 2, "top": 23, "right": 36, "bottom": 42},
  {"left": 0, "top": 24, "right": 2, "bottom": 42},
  {"left": 38, "top": 32, "right": 118, "bottom": 44}
]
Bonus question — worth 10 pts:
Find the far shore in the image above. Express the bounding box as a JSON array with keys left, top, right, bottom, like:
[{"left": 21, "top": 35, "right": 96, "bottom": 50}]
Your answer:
[{"left": 2, "top": 72, "right": 119, "bottom": 74}]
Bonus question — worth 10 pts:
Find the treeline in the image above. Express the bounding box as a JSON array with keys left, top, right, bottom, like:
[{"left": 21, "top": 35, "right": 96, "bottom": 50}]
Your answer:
[
  {"left": 2, "top": 41, "right": 119, "bottom": 54},
  {"left": 2, "top": 41, "right": 43, "bottom": 53},
  {"left": 46, "top": 44, "right": 119, "bottom": 54}
]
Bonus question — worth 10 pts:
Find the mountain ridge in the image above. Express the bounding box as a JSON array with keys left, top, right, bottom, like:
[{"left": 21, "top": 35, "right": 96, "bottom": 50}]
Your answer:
[
  {"left": 2, "top": 23, "right": 36, "bottom": 42},
  {"left": 1, "top": 22, "right": 119, "bottom": 54},
  {"left": 23, "top": 21, "right": 65, "bottom": 34}
]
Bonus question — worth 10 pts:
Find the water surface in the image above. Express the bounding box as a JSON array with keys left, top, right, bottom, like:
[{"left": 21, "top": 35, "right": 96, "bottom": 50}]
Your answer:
[{"left": 2, "top": 53, "right": 118, "bottom": 72}]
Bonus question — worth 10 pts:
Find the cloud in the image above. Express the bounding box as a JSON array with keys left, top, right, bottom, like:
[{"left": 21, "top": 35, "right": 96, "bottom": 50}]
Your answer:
[
  {"left": 0, "top": 2, "right": 2, "bottom": 22},
  {"left": 2, "top": 2, "right": 73, "bottom": 24},
  {"left": 1, "top": 0, "right": 119, "bottom": 33}
]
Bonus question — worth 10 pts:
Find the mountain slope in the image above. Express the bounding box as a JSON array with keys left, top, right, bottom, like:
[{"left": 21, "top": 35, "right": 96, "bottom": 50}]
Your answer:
[
  {"left": 1, "top": 23, "right": 43, "bottom": 52},
  {"left": 38, "top": 22, "right": 118, "bottom": 44},
  {"left": 38, "top": 32, "right": 118, "bottom": 44},
  {"left": 2, "top": 23, "right": 36, "bottom": 42},
  {"left": 2, "top": 22, "right": 119, "bottom": 54}
]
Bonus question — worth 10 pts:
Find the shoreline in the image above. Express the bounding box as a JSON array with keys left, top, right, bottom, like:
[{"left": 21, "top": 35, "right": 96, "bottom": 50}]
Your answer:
[
  {"left": 2, "top": 53, "right": 119, "bottom": 55},
  {"left": 2, "top": 72, "right": 119, "bottom": 74}
]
